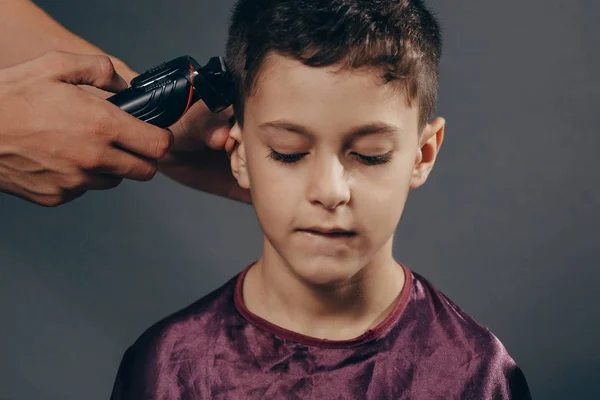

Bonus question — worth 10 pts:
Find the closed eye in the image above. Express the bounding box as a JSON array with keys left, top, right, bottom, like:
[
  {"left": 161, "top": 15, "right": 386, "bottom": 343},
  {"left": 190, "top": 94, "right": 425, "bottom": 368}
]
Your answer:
[
  {"left": 266, "top": 150, "right": 307, "bottom": 164},
  {"left": 266, "top": 149, "right": 393, "bottom": 165},
  {"left": 355, "top": 153, "right": 394, "bottom": 165}
]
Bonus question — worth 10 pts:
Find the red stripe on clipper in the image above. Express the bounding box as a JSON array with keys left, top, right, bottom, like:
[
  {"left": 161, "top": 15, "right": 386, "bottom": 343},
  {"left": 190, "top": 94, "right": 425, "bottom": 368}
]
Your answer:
[{"left": 183, "top": 63, "right": 195, "bottom": 113}]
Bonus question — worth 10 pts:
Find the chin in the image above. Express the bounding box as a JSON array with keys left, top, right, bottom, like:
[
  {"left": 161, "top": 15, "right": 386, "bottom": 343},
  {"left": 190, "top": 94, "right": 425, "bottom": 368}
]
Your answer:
[{"left": 289, "top": 255, "right": 363, "bottom": 287}]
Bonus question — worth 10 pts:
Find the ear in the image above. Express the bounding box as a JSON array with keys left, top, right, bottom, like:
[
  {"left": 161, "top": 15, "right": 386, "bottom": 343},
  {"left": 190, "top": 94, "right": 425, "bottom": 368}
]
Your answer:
[
  {"left": 229, "top": 121, "right": 251, "bottom": 190},
  {"left": 410, "top": 117, "right": 445, "bottom": 189}
]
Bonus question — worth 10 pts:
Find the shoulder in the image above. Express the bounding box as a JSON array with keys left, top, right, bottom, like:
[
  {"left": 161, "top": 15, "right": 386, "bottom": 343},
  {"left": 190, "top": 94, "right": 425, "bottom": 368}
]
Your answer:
[
  {"left": 109, "top": 273, "right": 242, "bottom": 399},
  {"left": 406, "top": 270, "right": 532, "bottom": 399},
  {"left": 137, "top": 273, "right": 238, "bottom": 347},
  {"left": 409, "top": 270, "right": 506, "bottom": 356}
]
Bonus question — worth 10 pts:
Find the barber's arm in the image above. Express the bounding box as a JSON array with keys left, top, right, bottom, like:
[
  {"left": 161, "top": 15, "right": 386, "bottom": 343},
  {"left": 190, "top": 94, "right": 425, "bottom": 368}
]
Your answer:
[
  {"left": 0, "top": 0, "right": 250, "bottom": 206},
  {"left": 0, "top": 0, "right": 136, "bottom": 82}
]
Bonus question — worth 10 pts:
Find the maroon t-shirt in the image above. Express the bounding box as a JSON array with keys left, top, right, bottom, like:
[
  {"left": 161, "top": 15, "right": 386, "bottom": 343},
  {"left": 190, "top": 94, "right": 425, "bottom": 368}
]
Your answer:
[{"left": 110, "top": 262, "right": 531, "bottom": 399}]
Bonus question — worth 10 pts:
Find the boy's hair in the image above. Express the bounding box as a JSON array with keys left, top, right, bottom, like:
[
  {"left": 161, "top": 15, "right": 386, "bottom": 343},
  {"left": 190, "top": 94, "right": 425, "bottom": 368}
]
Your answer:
[{"left": 225, "top": 0, "right": 443, "bottom": 132}]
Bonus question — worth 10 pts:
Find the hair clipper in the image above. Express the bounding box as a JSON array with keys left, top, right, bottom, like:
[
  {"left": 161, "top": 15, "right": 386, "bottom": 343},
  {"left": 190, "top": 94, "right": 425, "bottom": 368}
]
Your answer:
[{"left": 107, "top": 55, "right": 233, "bottom": 128}]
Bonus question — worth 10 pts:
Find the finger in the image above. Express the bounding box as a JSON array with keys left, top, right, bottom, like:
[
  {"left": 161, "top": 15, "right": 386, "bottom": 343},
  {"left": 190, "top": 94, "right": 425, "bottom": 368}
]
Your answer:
[
  {"left": 169, "top": 101, "right": 232, "bottom": 150},
  {"left": 206, "top": 125, "right": 231, "bottom": 150},
  {"left": 91, "top": 147, "right": 159, "bottom": 181},
  {"left": 95, "top": 105, "right": 174, "bottom": 159},
  {"left": 6, "top": 185, "right": 85, "bottom": 208},
  {"left": 46, "top": 51, "right": 128, "bottom": 92},
  {"left": 214, "top": 106, "right": 235, "bottom": 130},
  {"left": 170, "top": 100, "right": 213, "bottom": 140},
  {"left": 86, "top": 174, "right": 124, "bottom": 190},
  {"left": 115, "top": 118, "right": 174, "bottom": 159},
  {"left": 225, "top": 136, "right": 237, "bottom": 157}
]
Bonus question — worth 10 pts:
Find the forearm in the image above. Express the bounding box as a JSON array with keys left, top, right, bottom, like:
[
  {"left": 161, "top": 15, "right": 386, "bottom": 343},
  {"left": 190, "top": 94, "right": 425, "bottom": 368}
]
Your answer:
[{"left": 0, "top": 0, "right": 137, "bottom": 82}]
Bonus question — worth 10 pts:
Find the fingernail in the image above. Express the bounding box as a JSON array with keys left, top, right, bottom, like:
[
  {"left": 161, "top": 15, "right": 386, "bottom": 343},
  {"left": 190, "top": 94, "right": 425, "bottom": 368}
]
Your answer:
[{"left": 118, "top": 75, "right": 129, "bottom": 90}]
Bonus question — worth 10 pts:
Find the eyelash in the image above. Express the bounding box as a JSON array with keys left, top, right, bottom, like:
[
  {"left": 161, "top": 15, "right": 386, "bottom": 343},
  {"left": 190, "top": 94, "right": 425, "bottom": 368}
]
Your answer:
[{"left": 266, "top": 149, "right": 393, "bottom": 166}]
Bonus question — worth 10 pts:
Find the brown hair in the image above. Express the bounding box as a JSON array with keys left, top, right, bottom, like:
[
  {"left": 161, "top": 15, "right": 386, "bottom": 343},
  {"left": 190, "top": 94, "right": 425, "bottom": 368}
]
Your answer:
[{"left": 225, "top": 0, "right": 443, "bottom": 132}]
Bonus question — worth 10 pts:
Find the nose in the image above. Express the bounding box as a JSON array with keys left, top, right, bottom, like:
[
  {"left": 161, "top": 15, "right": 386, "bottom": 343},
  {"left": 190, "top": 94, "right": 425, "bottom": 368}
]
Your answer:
[{"left": 306, "top": 155, "right": 351, "bottom": 210}]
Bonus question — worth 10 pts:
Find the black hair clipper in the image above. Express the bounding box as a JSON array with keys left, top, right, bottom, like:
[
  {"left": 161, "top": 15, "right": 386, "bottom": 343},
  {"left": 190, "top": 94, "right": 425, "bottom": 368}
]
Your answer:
[{"left": 107, "top": 55, "right": 233, "bottom": 128}]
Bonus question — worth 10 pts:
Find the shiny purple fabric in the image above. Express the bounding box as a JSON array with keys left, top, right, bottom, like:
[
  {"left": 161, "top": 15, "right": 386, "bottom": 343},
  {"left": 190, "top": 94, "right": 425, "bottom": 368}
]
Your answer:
[{"left": 110, "top": 263, "right": 531, "bottom": 399}]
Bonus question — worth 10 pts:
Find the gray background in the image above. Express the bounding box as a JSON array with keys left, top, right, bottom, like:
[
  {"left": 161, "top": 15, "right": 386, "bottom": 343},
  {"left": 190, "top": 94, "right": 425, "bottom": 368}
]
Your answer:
[{"left": 1, "top": 0, "right": 598, "bottom": 399}]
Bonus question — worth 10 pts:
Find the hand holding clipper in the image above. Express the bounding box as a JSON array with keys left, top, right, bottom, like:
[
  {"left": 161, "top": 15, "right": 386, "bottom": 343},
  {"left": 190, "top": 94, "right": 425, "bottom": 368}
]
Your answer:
[{"left": 107, "top": 55, "right": 233, "bottom": 128}]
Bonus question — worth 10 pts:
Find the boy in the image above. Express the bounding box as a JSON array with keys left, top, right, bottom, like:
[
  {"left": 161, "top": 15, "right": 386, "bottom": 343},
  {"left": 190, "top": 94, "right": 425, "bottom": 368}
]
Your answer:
[{"left": 110, "top": 0, "right": 532, "bottom": 398}]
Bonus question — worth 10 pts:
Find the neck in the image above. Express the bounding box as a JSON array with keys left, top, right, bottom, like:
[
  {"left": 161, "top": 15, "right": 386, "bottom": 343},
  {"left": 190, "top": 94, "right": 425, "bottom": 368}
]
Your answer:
[{"left": 242, "top": 236, "right": 405, "bottom": 340}]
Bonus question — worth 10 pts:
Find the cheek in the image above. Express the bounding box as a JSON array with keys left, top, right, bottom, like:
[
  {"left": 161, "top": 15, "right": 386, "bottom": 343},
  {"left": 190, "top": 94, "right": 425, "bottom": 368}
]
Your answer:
[
  {"left": 245, "top": 146, "right": 300, "bottom": 230},
  {"left": 352, "top": 161, "right": 414, "bottom": 232},
  {"left": 357, "top": 182, "right": 408, "bottom": 221}
]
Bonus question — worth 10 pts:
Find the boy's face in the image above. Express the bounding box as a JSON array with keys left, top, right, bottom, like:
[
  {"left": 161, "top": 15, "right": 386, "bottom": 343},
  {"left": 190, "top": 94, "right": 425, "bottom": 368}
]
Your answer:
[{"left": 230, "top": 53, "right": 445, "bottom": 286}]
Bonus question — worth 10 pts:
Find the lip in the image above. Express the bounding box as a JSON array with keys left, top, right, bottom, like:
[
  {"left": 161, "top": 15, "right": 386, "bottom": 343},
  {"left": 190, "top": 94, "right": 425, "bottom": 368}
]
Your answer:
[
  {"left": 297, "top": 228, "right": 357, "bottom": 240},
  {"left": 300, "top": 226, "right": 355, "bottom": 234}
]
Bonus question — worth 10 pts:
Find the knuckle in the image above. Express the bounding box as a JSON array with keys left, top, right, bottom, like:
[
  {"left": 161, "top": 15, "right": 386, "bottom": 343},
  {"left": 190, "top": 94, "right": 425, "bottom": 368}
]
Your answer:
[
  {"left": 63, "top": 173, "right": 89, "bottom": 190},
  {"left": 152, "top": 130, "right": 173, "bottom": 158},
  {"left": 40, "top": 195, "right": 63, "bottom": 208},
  {"left": 139, "top": 163, "right": 158, "bottom": 181},
  {"left": 95, "top": 55, "right": 116, "bottom": 80},
  {"left": 44, "top": 50, "right": 69, "bottom": 71}
]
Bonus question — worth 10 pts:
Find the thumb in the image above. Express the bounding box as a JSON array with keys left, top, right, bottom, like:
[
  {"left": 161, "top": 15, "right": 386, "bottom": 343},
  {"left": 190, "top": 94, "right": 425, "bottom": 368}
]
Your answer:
[{"left": 45, "top": 51, "right": 128, "bottom": 92}]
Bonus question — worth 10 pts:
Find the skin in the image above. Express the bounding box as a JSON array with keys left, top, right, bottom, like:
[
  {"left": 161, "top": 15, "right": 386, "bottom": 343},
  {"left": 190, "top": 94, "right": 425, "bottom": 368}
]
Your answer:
[
  {"left": 0, "top": 0, "right": 250, "bottom": 206},
  {"left": 230, "top": 53, "right": 446, "bottom": 340}
]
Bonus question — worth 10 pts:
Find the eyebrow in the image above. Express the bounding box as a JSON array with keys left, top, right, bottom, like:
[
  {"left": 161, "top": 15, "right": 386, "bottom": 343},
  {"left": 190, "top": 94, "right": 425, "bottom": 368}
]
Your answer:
[{"left": 258, "top": 120, "right": 402, "bottom": 139}]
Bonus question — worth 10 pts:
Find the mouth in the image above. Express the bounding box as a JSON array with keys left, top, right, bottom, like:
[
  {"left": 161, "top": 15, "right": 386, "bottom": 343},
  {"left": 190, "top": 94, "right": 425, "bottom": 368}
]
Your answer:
[{"left": 297, "top": 229, "right": 357, "bottom": 239}]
